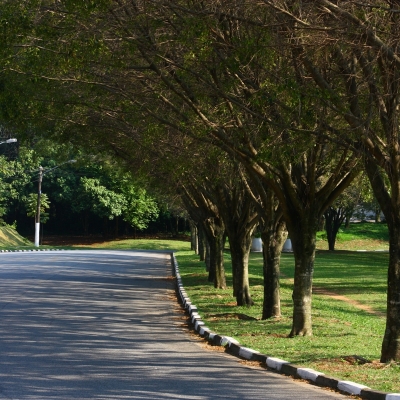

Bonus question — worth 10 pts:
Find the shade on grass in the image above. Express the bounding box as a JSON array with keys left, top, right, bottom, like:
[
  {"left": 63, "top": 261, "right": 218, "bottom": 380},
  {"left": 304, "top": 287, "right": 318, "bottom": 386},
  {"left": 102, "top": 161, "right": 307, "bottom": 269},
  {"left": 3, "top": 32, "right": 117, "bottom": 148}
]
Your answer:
[{"left": 175, "top": 248, "right": 397, "bottom": 393}]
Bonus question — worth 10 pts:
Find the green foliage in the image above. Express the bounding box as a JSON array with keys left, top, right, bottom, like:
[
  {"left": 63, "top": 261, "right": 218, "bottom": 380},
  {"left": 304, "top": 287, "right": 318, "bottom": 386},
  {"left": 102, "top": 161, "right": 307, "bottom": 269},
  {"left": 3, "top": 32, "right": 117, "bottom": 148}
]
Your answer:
[
  {"left": 24, "top": 192, "right": 50, "bottom": 223},
  {"left": 0, "top": 141, "right": 161, "bottom": 232},
  {"left": 0, "top": 148, "right": 41, "bottom": 217},
  {"left": 77, "top": 177, "right": 126, "bottom": 219},
  {"left": 69, "top": 163, "right": 160, "bottom": 229},
  {"left": 121, "top": 185, "right": 159, "bottom": 230}
]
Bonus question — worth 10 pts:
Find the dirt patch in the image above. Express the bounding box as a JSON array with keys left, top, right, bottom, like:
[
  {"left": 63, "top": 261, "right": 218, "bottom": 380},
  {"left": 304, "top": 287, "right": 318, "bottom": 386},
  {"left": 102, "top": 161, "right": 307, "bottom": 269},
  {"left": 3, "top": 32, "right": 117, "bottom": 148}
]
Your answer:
[
  {"left": 342, "top": 355, "right": 372, "bottom": 365},
  {"left": 312, "top": 287, "right": 385, "bottom": 317},
  {"left": 312, "top": 357, "right": 387, "bottom": 374},
  {"left": 238, "top": 360, "right": 265, "bottom": 368},
  {"left": 281, "top": 271, "right": 385, "bottom": 318},
  {"left": 37, "top": 235, "right": 106, "bottom": 246}
]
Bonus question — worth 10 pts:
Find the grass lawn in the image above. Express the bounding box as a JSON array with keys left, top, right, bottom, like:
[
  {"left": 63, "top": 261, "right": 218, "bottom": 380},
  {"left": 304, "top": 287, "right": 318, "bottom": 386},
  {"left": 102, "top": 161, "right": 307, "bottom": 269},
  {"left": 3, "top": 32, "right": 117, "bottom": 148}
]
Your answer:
[
  {"left": 178, "top": 250, "right": 397, "bottom": 391},
  {"left": 317, "top": 220, "right": 389, "bottom": 251},
  {"left": 174, "top": 222, "right": 399, "bottom": 394},
  {"left": 0, "top": 226, "right": 33, "bottom": 248},
  {"left": 71, "top": 238, "right": 191, "bottom": 252}
]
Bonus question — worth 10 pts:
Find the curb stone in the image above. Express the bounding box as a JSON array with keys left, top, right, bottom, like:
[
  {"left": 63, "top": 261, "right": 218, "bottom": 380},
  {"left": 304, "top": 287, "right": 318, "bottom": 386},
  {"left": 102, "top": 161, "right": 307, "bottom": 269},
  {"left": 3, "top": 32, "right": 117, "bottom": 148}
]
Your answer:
[
  {"left": 171, "top": 254, "right": 400, "bottom": 400},
  {"left": 1, "top": 248, "right": 65, "bottom": 252}
]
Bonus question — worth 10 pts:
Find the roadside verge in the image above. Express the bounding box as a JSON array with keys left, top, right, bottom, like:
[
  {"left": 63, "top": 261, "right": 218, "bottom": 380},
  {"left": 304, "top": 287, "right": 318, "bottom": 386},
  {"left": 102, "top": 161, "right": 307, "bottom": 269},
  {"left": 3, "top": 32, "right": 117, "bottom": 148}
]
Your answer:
[{"left": 171, "top": 254, "right": 400, "bottom": 400}]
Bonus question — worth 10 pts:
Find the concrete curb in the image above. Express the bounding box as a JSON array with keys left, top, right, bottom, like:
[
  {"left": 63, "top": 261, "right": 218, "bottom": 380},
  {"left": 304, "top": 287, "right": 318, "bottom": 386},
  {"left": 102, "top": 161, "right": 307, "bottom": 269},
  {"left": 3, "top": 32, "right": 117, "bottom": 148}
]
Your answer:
[
  {"left": 171, "top": 254, "right": 400, "bottom": 400},
  {"left": 0, "top": 248, "right": 65, "bottom": 252}
]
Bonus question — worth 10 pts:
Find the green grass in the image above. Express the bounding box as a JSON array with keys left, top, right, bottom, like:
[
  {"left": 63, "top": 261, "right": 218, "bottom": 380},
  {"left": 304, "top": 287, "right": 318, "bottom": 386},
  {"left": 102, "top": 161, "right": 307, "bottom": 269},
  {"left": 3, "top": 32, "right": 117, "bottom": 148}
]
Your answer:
[
  {"left": 0, "top": 226, "right": 33, "bottom": 248},
  {"left": 317, "top": 221, "right": 389, "bottom": 251},
  {"left": 71, "top": 238, "right": 191, "bottom": 252},
  {"left": 318, "top": 221, "right": 389, "bottom": 241},
  {"left": 175, "top": 246, "right": 399, "bottom": 393}
]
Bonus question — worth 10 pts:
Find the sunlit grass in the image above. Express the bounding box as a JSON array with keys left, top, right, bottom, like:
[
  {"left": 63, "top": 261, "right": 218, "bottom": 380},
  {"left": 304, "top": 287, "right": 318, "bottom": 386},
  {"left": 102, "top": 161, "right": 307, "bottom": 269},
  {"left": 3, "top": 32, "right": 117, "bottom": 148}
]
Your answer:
[
  {"left": 175, "top": 245, "right": 398, "bottom": 393},
  {"left": 71, "top": 238, "right": 191, "bottom": 252},
  {"left": 317, "top": 221, "right": 389, "bottom": 251}
]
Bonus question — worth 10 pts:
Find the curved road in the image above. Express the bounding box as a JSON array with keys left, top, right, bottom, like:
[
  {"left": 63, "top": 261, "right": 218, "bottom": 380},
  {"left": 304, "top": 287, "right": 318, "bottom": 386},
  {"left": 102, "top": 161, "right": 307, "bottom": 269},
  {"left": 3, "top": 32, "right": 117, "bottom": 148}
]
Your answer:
[{"left": 0, "top": 250, "right": 349, "bottom": 399}]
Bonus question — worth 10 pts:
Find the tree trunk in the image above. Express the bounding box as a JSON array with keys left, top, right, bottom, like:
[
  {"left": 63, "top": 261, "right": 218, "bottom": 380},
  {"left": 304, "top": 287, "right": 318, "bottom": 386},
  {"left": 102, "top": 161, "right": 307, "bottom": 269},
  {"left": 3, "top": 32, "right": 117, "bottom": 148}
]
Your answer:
[
  {"left": 198, "top": 225, "right": 206, "bottom": 262},
  {"left": 288, "top": 219, "right": 317, "bottom": 337},
  {"left": 190, "top": 221, "right": 198, "bottom": 253},
  {"left": 324, "top": 207, "right": 346, "bottom": 251},
  {"left": 380, "top": 224, "right": 400, "bottom": 362},
  {"left": 318, "top": 216, "right": 325, "bottom": 231},
  {"left": 261, "top": 220, "right": 287, "bottom": 319},
  {"left": 375, "top": 205, "right": 381, "bottom": 223},
  {"left": 217, "top": 184, "right": 258, "bottom": 307},
  {"left": 228, "top": 233, "right": 254, "bottom": 306},
  {"left": 205, "top": 240, "right": 210, "bottom": 272},
  {"left": 202, "top": 218, "right": 226, "bottom": 289},
  {"left": 238, "top": 173, "right": 286, "bottom": 318},
  {"left": 207, "top": 228, "right": 226, "bottom": 289},
  {"left": 365, "top": 158, "right": 400, "bottom": 362}
]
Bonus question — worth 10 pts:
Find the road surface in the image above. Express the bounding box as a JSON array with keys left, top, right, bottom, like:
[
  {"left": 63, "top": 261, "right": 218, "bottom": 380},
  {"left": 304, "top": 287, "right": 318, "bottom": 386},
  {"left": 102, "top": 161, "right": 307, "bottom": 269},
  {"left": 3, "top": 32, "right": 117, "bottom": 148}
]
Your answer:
[{"left": 0, "top": 250, "right": 349, "bottom": 399}]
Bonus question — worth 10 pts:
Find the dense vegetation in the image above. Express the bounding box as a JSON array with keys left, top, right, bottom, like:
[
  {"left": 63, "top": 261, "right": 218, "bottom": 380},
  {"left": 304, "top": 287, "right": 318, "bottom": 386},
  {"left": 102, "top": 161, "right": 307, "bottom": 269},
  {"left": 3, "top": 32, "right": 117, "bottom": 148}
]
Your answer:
[{"left": 0, "top": 141, "right": 165, "bottom": 238}]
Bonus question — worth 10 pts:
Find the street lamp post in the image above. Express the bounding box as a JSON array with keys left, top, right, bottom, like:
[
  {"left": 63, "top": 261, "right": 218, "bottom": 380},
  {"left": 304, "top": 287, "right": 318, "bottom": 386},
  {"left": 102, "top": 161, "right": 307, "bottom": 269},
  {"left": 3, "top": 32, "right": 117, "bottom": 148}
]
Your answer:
[
  {"left": 34, "top": 166, "right": 43, "bottom": 247},
  {"left": 34, "top": 159, "right": 77, "bottom": 247}
]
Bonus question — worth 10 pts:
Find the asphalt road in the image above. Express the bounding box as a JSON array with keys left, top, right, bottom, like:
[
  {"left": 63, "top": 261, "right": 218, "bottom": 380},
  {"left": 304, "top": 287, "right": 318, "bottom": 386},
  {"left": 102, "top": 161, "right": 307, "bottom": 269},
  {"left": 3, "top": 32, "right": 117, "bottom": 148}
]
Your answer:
[{"left": 0, "top": 250, "right": 349, "bottom": 399}]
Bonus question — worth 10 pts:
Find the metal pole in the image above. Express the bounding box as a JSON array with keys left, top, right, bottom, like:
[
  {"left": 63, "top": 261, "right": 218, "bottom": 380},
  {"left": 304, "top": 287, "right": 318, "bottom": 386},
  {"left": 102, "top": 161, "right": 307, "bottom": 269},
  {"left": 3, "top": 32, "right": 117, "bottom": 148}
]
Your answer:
[{"left": 34, "top": 166, "right": 43, "bottom": 247}]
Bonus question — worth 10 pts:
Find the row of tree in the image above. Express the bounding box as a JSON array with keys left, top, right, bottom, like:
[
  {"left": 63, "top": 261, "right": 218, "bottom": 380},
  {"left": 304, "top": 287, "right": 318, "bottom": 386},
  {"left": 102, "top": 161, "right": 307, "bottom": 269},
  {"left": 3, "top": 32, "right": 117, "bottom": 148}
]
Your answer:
[{"left": 1, "top": 1, "right": 399, "bottom": 362}]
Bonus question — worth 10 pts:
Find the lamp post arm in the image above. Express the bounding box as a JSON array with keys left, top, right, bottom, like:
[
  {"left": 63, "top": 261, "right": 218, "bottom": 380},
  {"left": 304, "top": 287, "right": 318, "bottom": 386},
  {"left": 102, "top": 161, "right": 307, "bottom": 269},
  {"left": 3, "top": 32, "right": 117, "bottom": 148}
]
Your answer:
[{"left": 42, "top": 159, "right": 76, "bottom": 176}]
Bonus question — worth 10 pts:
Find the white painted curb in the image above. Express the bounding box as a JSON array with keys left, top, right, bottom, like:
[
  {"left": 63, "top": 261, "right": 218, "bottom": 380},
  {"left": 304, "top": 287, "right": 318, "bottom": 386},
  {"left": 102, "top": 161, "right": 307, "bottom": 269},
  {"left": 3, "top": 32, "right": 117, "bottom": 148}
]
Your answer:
[
  {"left": 338, "top": 380, "right": 370, "bottom": 395},
  {"left": 297, "top": 368, "right": 324, "bottom": 382},
  {"left": 220, "top": 336, "right": 240, "bottom": 346},
  {"left": 266, "top": 357, "right": 290, "bottom": 371},
  {"left": 238, "top": 347, "right": 261, "bottom": 360}
]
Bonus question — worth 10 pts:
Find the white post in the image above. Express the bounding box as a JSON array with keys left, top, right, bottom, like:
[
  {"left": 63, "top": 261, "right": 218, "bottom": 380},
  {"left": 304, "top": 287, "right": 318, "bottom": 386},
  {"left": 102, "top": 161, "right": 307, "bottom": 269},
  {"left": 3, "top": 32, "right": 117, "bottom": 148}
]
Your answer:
[{"left": 34, "top": 222, "right": 40, "bottom": 247}]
